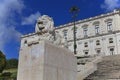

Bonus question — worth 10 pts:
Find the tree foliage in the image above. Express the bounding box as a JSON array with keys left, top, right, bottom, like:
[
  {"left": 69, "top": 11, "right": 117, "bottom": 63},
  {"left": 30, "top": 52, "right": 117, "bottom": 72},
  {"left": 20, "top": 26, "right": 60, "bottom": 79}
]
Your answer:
[
  {"left": 0, "top": 51, "right": 6, "bottom": 73},
  {"left": 5, "top": 59, "right": 18, "bottom": 69},
  {"left": 11, "top": 72, "right": 17, "bottom": 80}
]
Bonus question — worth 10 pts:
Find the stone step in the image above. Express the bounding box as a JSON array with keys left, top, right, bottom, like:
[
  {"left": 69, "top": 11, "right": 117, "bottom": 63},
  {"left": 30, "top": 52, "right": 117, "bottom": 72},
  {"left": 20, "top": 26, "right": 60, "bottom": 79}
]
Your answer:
[{"left": 84, "top": 54, "right": 120, "bottom": 80}]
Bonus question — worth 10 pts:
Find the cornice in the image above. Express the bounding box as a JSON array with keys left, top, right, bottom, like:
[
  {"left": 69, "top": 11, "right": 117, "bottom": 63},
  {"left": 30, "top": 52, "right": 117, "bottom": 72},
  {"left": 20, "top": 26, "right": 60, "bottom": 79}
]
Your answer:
[
  {"left": 21, "top": 33, "right": 36, "bottom": 38},
  {"left": 55, "top": 9, "right": 120, "bottom": 30},
  {"left": 67, "top": 30, "right": 120, "bottom": 42}
]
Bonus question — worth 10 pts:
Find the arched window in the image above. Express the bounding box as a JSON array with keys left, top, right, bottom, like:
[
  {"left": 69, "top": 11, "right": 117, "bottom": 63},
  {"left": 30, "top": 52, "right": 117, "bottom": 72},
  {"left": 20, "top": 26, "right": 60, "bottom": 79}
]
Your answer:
[{"left": 96, "top": 40, "right": 100, "bottom": 45}]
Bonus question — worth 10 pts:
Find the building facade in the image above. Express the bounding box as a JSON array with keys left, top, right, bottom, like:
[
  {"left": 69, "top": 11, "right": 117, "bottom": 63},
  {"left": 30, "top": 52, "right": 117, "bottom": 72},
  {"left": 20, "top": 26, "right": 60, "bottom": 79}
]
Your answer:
[{"left": 55, "top": 9, "right": 120, "bottom": 57}]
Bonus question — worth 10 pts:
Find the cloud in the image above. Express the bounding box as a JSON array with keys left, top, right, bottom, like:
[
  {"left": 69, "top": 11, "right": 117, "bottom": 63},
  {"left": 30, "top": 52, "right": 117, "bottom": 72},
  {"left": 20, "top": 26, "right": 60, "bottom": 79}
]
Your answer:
[
  {"left": 0, "top": 0, "right": 24, "bottom": 51},
  {"left": 21, "top": 12, "right": 41, "bottom": 25},
  {"left": 101, "top": 0, "right": 120, "bottom": 11}
]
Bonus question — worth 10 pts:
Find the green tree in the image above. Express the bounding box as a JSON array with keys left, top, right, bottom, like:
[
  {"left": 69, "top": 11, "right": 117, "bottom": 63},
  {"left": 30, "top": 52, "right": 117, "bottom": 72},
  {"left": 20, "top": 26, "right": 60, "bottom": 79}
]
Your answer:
[
  {"left": 0, "top": 51, "right": 6, "bottom": 73},
  {"left": 5, "top": 59, "right": 18, "bottom": 69},
  {"left": 11, "top": 72, "right": 17, "bottom": 80}
]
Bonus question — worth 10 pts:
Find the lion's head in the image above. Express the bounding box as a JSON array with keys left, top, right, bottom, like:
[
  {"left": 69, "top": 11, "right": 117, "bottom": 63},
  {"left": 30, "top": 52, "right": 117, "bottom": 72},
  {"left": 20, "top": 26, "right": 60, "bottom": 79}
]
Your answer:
[{"left": 35, "top": 15, "right": 54, "bottom": 33}]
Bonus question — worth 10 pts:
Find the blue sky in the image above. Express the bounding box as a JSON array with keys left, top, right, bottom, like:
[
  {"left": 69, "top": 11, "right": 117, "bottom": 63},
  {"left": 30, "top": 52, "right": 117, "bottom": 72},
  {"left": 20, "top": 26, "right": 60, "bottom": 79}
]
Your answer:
[{"left": 0, "top": 0, "right": 120, "bottom": 59}]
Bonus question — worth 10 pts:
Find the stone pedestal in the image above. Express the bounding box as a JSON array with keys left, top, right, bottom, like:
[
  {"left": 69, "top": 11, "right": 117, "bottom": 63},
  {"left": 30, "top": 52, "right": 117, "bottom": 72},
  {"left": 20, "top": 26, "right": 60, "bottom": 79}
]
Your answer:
[{"left": 17, "top": 41, "right": 77, "bottom": 80}]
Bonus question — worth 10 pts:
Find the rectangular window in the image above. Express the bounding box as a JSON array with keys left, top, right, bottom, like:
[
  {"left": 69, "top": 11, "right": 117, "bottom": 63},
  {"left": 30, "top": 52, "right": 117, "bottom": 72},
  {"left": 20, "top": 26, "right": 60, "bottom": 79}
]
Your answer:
[
  {"left": 63, "top": 30, "right": 67, "bottom": 39},
  {"left": 83, "top": 28, "right": 88, "bottom": 37},
  {"left": 107, "top": 22, "right": 112, "bottom": 31},
  {"left": 84, "top": 42, "right": 88, "bottom": 47},
  {"left": 96, "top": 40, "right": 100, "bottom": 45},
  {"left": 109, "top": 38, "right": 113, "bottom": 43},
  {"left": 110, "top": 48, "right": 114, "bottom": 55},
  {"left": 95, "top": 25, "right": 100, "bottom": 34}
]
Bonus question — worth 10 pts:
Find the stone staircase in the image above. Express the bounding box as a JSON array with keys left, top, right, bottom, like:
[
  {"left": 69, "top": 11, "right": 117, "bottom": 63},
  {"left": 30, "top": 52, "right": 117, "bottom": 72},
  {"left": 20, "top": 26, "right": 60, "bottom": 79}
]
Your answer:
[
  {"left": 84, "top": 55, "right": 120, "bottom": 80},
  {"left": 77, "top": 55, "right": 102, "bottom": 80}
]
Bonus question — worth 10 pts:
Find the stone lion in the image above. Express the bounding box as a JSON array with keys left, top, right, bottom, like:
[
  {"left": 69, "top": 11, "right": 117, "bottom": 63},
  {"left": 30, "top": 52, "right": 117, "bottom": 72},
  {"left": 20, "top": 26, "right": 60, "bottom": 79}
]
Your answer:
[
  {"left": 35, "top": 15, "right": 54, "bottom": 33},
  {"left": 35, "top": 15, "right": 68, "bottom": 48}
]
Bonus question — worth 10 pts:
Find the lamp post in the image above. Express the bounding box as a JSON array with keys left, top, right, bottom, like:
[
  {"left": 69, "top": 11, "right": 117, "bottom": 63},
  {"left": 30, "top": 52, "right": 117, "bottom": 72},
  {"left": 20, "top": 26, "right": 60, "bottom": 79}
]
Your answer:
[{"left": 70, "top": 6, "right": 79, "bottom": 54}]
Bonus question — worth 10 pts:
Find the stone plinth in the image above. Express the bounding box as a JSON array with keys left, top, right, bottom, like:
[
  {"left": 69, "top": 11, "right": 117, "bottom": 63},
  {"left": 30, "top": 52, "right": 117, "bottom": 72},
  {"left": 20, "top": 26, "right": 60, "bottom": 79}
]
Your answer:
[{"left": 17, "top": 41, "right": 77, "bottom": 80}]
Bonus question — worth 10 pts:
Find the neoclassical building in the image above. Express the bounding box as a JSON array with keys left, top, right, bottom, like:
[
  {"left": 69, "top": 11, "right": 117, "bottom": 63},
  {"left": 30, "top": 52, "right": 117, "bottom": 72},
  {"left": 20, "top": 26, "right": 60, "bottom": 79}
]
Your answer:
[
  {"left": 19, "top": 9, "right": 120, "bottom": 80},
  {"left": 55, "top": 9, "right": 120, "bottom": 57}
]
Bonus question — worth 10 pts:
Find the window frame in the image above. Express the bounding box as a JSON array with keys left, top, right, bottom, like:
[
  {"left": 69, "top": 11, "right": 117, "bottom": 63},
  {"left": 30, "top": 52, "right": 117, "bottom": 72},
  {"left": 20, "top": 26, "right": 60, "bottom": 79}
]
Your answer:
[
  {"left": 95, "top": 25, "right": 100, "bottom": 34},
  {"left": 109, "top": 38, "right": 113, "bottom": 43},
  {"left": 107, "top": 21, "right": 112, "bottom": 31},
  {"left": 109, "top": 47, "right": 114, "bottom": 55},
  {"left": 83, "top": 28, "right": 88, "bottom": 37},
  {"left": 63, "top": 30, "right": 68, "bottom": 39},
  {"left": 96, "top": 40, "right": 100, "bottom": 45},
  {"left": 84, "top": 42, "right": 88, "bottom": 47}
]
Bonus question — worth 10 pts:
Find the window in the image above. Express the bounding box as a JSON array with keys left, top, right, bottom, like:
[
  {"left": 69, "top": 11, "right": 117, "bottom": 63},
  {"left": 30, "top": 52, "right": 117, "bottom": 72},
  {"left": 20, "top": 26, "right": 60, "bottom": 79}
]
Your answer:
[
  {"left": 84, "top": 50, "right": 89, "bottom": 56},
  {"left": 83, "top": 28, "right": 88, "bottom": 37},
  {"left": 105, "top": 18, "right": 113, "bottom": 31},
  {"left": 96, "top": 49, "right": 101, "bottom": 54},
  {"left": 107, "top": 22, "right": 112, "bottom": 31},
  {"left": 84, "top": 42, "right": 88, "bottom": 47},
  {"left": 96, "top": 40, "right": 100, "bottom": 45},
  {"left": 110, "top": 48, "right": 114, "bottom": 55},
  {"left": 63, "top": 30, "right": 67, "bottom": 39},
  {"left": 95, "top": 25, "right": 100, "bottom": 34},
  {"left": 109, "top": 38, "right": 113, "bottom": 43},
  {"left": 85, "top": 51, "right": 88, "bottom": 55}
]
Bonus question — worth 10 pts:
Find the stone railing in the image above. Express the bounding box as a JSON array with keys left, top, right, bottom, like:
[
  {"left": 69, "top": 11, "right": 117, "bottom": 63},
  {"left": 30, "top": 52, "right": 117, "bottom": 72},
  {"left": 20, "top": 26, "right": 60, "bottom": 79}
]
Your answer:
[{"left": 77, "top": 54, "right": 103, "bottom": 80}]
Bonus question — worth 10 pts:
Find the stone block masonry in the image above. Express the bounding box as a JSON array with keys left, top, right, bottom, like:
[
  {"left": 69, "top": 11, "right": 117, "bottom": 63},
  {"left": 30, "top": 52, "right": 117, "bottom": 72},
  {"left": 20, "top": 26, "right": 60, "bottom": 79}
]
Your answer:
[{"left": 17, "top": 41, "right": 77, "bottom": 80}]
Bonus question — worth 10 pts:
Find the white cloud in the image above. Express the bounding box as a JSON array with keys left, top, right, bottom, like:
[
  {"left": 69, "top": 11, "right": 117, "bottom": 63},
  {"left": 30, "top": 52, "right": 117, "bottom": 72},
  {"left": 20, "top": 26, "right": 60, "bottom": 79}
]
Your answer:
[
  {"left": 101, "top": 0, "right": 120, "bottom": 11},
  {"left": 21, "top": 12, "right": 41, "bottom": 25},
  {"left": 0, "top": 0, "right": 24, "bottom": 50}
]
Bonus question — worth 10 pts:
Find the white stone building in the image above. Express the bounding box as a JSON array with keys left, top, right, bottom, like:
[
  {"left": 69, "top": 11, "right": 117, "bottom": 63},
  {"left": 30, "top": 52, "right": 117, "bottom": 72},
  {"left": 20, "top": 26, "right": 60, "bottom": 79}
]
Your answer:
[
  {"left": 55, "top": 9, "right": 120, "bottom": 57},
  {"left": 19, "top": 9, "right": 120, "bottom": 80}
]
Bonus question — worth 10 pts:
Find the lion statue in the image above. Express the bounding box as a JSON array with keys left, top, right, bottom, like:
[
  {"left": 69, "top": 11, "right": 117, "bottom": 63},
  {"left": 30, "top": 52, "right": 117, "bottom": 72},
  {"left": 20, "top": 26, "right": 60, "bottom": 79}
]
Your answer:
[
  {"left": 35, "top": 15, "right": 54, "bottom": 33},
  {"left": 35, "top": 15, "right": 68, "bottom": 48}
]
